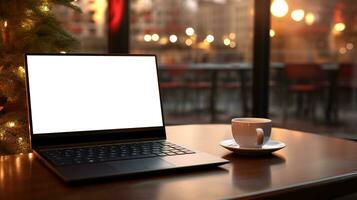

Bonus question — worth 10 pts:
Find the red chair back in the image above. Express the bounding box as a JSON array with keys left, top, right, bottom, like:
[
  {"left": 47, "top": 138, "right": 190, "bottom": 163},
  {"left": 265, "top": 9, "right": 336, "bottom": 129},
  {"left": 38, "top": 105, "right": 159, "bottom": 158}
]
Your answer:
[
  {"left": 285, "top": 63, "right": 322, "bottom": 81},
  {"left": 338, "top": 63, "right": 357, "bottom": 88}
]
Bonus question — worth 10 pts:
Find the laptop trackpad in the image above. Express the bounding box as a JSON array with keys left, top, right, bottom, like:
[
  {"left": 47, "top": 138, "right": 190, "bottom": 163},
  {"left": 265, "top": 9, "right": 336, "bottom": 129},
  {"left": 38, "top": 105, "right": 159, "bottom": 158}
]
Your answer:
[{"left": 108, "top": 158, "right": 174, "bottom": 172}]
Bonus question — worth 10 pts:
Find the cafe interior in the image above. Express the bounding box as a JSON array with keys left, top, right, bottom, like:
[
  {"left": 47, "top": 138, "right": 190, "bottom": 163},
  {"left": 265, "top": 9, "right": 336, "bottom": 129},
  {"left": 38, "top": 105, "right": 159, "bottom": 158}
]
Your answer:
[{"left": 0, "top": 0, "right": 356, "bottom": 199}]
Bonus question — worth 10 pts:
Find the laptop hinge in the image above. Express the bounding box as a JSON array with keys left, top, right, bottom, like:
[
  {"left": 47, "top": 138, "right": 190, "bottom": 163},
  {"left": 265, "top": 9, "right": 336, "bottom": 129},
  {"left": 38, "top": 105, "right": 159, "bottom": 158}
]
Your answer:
[{"left": 34, "top": 136, "right": 166, "bottom": 150}]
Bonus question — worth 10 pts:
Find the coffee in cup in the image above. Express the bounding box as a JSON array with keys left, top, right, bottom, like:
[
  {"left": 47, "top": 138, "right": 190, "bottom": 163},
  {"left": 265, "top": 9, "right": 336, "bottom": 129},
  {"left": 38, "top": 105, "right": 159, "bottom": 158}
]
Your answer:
[{"left": 231, "top": 118, "right": 272, "bottom": 148}]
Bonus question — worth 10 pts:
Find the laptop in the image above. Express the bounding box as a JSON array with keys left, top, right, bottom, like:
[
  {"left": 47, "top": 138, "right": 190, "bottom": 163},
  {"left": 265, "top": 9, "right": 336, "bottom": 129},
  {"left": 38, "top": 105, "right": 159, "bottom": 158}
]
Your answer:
[{"left": 25, "top": 54, "right": 228, "bottom": 182}]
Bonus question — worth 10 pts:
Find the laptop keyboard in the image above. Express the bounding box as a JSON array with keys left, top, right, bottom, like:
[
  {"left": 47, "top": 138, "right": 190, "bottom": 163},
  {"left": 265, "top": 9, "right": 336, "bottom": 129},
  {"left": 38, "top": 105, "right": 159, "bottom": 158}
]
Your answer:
[{"left": 40, "top": 141, "right": 195, "bottom": 166}]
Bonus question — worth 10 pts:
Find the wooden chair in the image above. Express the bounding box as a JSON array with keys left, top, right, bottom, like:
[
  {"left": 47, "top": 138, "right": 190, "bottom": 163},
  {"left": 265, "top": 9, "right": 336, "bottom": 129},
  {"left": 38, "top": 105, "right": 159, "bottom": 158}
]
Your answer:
[
  {"left": 159, "top": 64, "right": 187, "bottom": 114},
  {"left": 282, "top": 63, "right": 324, "bottom": 121},
  {"left": 335, "top": 63, "right": 357, "bottom": 121}
]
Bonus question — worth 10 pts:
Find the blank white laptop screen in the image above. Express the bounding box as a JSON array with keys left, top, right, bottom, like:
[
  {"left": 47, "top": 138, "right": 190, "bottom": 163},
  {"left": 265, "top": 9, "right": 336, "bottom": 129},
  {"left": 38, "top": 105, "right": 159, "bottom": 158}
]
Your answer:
[{"left": 26, "top": 55, "right": 163, "bottom": 134}]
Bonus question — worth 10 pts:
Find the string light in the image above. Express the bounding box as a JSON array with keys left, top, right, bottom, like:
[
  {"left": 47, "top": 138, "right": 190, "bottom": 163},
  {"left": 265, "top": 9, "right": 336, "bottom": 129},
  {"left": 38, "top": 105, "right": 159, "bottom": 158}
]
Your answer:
[
  {"left": 18, "top": 137, "right": 23, "bottom": 142},
  {"left": 39, "top": 3, "right": 50, "bottom": 13},
  {"left": 339, "top": 47, "right": 347, "bottom": 54},
  {"left": 229, "top": 33, "right": 236, "bottom": 39},
  {"left": 271, "top": 0, "right": 289, "bottom": 18},
  {"left": 185, "top": 27, "right": 195, "bottom": 36},
  {"left": 169, "top": 35, "right": 178, "bottom": 43},
  {"left": 229, "top": 41, "right": 236, "bottom": 48},
  {"left": 7, "top": 121, "right": 16, "bottom": 128},
  {"left": 346, "top": 43, "right": 354, "bottom": 50},
  {"left": 223, "top": 38, "right": 231, "bottom": 46},
  {"left": 270, "top": 29, "right": 276, "bottom": 37},
  {"left": 159, "top": 37, "right": 168, "bottom": 45},
  {"left": 185, "top": 39, "right": 192, "bottom": 46},
  {"left": 151, "top": 34, "right": 159, "bottom": 41},
  {"left": 0, "top": 131, "right": 4, "bottom": 139},
  {"left": 17, "top": 66, "right": 26, "bottom": 79},
  {"left": 4, "top": 20, "right": 7, "bottom": 27},
  {"left": 291, "top": 9, "right": 305, "bottom": 22},
  {"left": 144, "top": 34, "right": 152, "bottom": 42},
  {"left": 305, "top": 12, "right": 315, "bottom": 25},
  {"left": 334, "top": 23, "right": 346, "bottom": 32},
  {"left": 206, "top": 34, "right": 214, "bottom": 43}
]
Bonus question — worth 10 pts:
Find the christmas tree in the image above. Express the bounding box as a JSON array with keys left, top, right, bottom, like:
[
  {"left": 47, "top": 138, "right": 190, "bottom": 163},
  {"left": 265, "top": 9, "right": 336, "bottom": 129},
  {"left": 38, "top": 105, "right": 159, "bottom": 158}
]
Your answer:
[{"left": 0, "top": 0, "right": 81, "bottom": 154}]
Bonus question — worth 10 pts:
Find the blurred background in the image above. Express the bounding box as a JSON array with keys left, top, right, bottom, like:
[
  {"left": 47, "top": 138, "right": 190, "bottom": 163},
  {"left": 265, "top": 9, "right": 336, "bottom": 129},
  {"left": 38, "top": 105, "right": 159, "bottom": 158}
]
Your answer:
[{"left": 53, "top": 0, "right": 357, "bottom": 140}]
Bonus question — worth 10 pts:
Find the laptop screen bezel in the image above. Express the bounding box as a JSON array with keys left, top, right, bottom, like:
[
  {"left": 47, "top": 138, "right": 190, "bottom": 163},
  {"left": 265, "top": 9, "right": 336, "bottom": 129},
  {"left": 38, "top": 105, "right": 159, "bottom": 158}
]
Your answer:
[{"left": 25, "top": 53, "right": 167, "bottom": 148}]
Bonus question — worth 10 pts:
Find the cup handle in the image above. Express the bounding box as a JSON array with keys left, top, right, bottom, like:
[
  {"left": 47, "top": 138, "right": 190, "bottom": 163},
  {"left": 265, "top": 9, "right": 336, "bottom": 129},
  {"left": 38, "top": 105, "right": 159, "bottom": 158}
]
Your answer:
[{"left": 256, "top": 128, "right": 264, "bottom": 145}]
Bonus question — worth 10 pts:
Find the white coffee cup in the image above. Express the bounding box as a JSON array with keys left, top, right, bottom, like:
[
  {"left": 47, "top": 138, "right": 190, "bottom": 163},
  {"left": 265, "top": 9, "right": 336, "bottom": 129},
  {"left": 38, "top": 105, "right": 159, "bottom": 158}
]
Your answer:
[{"left": 231, "top": 118, "right": 272, "bottom": 148}]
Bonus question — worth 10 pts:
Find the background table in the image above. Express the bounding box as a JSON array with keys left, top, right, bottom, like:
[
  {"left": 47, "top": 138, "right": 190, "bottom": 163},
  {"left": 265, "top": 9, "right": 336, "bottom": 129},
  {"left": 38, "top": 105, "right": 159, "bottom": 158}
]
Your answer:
[{"left": 1, "top": 125, "right": 357, "bottom": 199}]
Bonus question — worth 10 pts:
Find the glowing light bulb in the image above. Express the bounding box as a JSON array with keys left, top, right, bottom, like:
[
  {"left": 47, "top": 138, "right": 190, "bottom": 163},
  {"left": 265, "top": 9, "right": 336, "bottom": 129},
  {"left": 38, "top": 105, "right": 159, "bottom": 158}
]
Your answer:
[
  {"left": 206, "top": 34, "right": 214, "bottom": 43},
  {"left": 144, "top": 34, "right": 152, "bottom": 42},
  {"left": 18, "top": 66, "right": 25, "bottom": 73},
  {"left": 339, "top": 47, "right": 347, "bottom": 54},
  {"left": 159, "top": 37, "right": 168, "bottom": 45},
  {"left": 40, "top": 5, "right": 50, "bottom": 12},
  {"left": 4, "top": 20, "right": 7, "bottom": 27},
  {"left": 169, "top": 35, "right": 178, "bottom": 43},
  {"left": 229, "top": 41, "right": 236, "bottom": 48},
  {"left": 229, "top": 33, "right": 236, "bottom": 39},
  {"left": 334, "top": 23, "right": 346, "bottom": 32},
  {"left": 151, "top": 33, "right": 159, "bottom": 41},
  {"left": 305, "top": 12, "right": 315, "bottom": 25},
  {"left": 185, "top": 39, "right": 193, "bottom": 46},
  {"left": 270, "top": 29, "right": 276, "bottom": 37},
  {"left": 346, "top": 43, "right": 354, "bottom": 50},
  {"left": 291, "top": 9, "right": 305, "bottom": 22},
  {"left": 185, "top": 27, "right": 195, "bottom": 36},
  {"left": 8, "top": 121, "right": 15, "bottom": 127},
  {"left": 223, "top": 38, "right": 231, "bottom": 46},
  {"left": 271, "top": 0, "right": 289, "bottom": 18}
]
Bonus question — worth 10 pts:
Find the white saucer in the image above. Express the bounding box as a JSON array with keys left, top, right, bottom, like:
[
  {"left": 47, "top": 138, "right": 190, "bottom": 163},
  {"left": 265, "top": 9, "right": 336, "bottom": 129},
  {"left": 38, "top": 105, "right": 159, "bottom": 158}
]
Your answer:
[{"left": 220, "top": 139, "right": 286, "bottom": 156}]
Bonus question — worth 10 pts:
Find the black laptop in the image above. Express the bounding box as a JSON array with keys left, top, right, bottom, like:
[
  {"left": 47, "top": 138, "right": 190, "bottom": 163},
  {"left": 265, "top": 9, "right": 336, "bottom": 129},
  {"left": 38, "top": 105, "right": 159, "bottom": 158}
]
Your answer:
[{"left": 25, "top": 54, "right": 227, "bottom": 182}]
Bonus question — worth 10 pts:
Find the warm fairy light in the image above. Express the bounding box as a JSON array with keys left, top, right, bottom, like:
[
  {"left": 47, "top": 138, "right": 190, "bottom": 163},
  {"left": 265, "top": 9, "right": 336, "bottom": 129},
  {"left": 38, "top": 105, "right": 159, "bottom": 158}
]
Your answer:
[
  {"left": 305, "top": 12, "right": 315, "bottom": 25},
  {"left": 8, "top": 121, "right": 15, "bottom": 128},
  {"left": 206, "top": 34, "right": 214, "bottom": 43},
  {"left": 339, "top": 47, "right": 347, "bottom": 54},
  {"left": 229, "top": 33, "right": 236, "bottom": 39},
  {"left": 159, "top": 37, "right": 168, "bottom": 45},
  {"left": 40, "top": 4, "right": 50, "bottom": 12},
  {"left": 334, "top": 23, "right": 346, "bottom": 32},
  {"left": 185, "top": 38, "right": 193, "bottom": 46},
  {"left": 144, "top": 34, "right": 152, "bottom": 42},
  {"left": 17, "top": 66, "right": 26, "bottom": 78},
  {"left": 91, "top": 0, "right": 107, "bottom": 23},
  {"left": 28, "top": 152, "right": 33, "bottom": 159},
  {"left": 291, "top": 9, "right": 305, "bottom": 22},
  {"left": 346, "top": 43, "right": 354, "bottom": 50},
  {"left": 18, "top": 137, "right": 23, "bottom": 142},
  {"left": 4, "top": 20, "right": 7, "bottom": 27},
  {"left": 18, "top": 66, "right": 25, "bottom": 73},
  {"left": 185, "top": 27, "right": 195, "bottom": 36},
  {"left": 60, "top": 51, "right": 66, "bottom": 54},
  {"left": 223, "top": 38, "right": 231, "bottom": 46},
  {"left": 229, "top": 41, "right": 236, "bottom": 48},
  {"left": 151, "top": 33, "right": 159, "bottom": 41},
  {"left": 169, "top": 34, "right": 178, "bottom": 43},
  {"left": 271, "top": 0, "right": 289, "bottom": 18},
  {"left": 270, "top": 29, "right": 276, "bottom": 37}
]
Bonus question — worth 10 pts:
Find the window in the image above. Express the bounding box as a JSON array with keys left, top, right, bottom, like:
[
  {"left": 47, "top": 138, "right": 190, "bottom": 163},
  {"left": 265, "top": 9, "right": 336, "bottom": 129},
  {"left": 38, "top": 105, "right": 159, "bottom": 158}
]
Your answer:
[
  {"left": 269, "top": 0, "right": 357, "bottom": 139},
  {"left": 131, "top": 0, "right": 254, "bottom": 124}
]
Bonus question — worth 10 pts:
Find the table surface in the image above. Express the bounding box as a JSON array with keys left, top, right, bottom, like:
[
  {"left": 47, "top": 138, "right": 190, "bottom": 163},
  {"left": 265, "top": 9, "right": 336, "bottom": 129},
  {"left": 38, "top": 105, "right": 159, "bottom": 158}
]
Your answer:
[{"left": 1, "top": 125, "right": 357, "bottom": 200}]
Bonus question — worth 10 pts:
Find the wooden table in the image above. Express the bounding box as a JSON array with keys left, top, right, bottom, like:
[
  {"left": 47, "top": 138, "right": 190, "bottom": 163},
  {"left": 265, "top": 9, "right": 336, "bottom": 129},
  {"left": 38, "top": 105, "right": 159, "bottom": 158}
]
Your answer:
[{"left": 1, "top": 125, "right": 357, "bottom": 199}]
